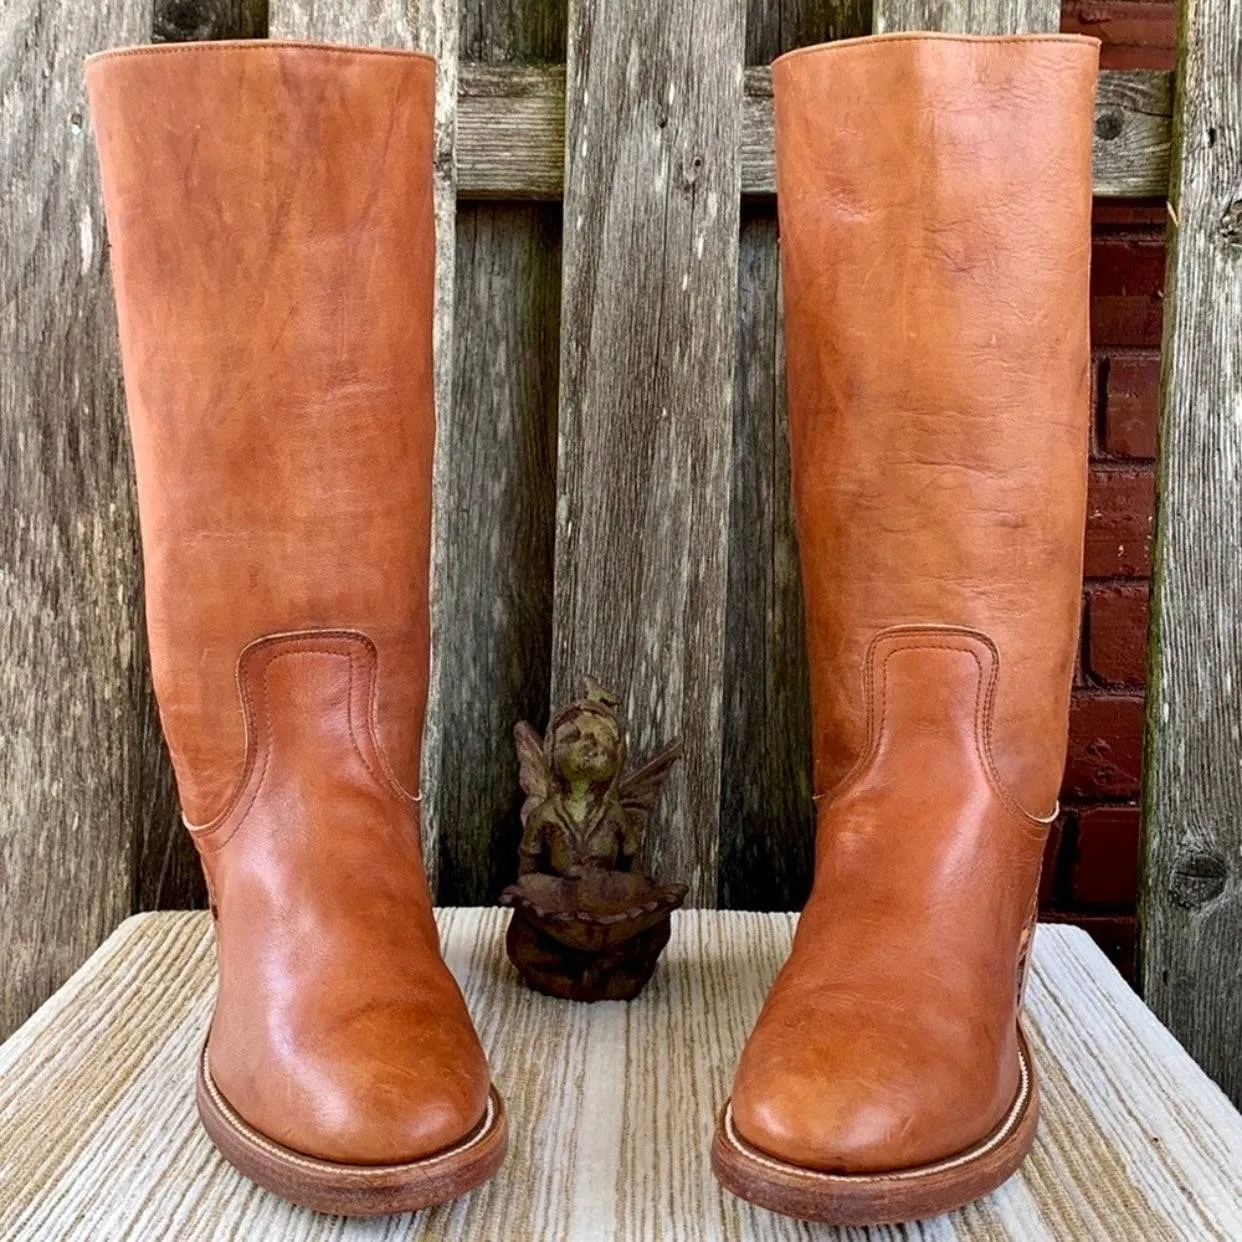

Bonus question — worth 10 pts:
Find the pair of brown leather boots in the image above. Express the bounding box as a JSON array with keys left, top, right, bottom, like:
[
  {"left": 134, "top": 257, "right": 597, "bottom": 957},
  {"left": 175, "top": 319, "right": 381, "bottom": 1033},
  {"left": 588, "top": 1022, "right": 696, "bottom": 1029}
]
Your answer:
[{"left": 86, "top": 30, "right": 1098, "bottom": 1227}]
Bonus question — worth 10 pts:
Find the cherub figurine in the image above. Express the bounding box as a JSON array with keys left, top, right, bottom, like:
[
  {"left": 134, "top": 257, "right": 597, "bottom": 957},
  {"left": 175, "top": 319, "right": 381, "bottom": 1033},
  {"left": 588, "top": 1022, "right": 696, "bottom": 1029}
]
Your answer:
[
  {"left": 500, "top": 677, "right": 688, "bottom": 1001},
  {"left": 514, "top": 677, "right": 680, "bottom": 878}
]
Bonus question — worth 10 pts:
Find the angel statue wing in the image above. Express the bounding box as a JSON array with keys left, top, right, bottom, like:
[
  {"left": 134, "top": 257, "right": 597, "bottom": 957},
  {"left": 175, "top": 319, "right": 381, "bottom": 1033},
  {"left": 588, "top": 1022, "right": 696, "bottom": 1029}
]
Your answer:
[
  {"left": 617, "top": 738, "right": 683, "bottom": 846},
  {"left": 514, "top": 720, "right": 554, "bottom": 827}
]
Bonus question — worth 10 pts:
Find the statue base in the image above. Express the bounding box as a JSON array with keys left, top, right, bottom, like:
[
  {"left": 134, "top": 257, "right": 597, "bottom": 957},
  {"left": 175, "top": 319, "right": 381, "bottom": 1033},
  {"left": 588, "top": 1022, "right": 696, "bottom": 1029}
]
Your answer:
[{"left": 499, "top": 871, "right": 688, "bottom": 1003}]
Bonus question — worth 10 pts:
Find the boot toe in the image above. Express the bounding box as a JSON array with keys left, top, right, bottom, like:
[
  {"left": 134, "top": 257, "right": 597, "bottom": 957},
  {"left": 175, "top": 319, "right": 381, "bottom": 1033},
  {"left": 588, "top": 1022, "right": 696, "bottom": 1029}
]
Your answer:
[
  {"left": 731, "top": 1060, "right": 926, "bottom": 1175},
  {"left": 728, "top": 1002, "right": 1009, "bottom": 1175},
  {"left": 209, "top": 1000, "right": 493, "bottom": 1167},
  {"left": 298, "top": 1048, "right": 492, "bottom": 1165}
]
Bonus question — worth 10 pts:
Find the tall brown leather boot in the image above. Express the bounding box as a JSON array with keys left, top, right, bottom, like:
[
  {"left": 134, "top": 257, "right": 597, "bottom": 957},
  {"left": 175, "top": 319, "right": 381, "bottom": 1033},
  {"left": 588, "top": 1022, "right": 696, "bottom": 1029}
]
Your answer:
[
  {"left": 712, "top": 33, "right": 1098, "bottom": 1224},
  {"left": 86, "top": 42, "right": 506, "bottom": 1215}
]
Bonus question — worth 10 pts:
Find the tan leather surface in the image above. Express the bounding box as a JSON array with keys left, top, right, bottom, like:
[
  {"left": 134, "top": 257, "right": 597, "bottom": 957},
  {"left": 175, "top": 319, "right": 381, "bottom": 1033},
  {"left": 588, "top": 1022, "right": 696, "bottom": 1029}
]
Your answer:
[
  {"left": 730, "top": 35, "right": 1097, "bottom": 1174},
  {"left": 195, "top": 632, "right": 488, "bottom": 1163},
  {"left": 731, "top": 629, "right": 1048, "bottom": 1171},
  {"left": 86, "top": 41, "right": 435, "bottom": 825},
  {"left": 87, "top": 42, "right": 490, "bottom": 1164},
  {"left": 773, "top": 33, "right": 1097, "bottom": 819}
]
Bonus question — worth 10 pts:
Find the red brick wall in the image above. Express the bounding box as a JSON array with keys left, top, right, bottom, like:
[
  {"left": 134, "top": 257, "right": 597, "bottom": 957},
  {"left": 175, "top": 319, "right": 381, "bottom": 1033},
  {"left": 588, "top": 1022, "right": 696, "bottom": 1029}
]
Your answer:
[{"left": 1041, "top": 1, "right": 1174, "bottom": 977}]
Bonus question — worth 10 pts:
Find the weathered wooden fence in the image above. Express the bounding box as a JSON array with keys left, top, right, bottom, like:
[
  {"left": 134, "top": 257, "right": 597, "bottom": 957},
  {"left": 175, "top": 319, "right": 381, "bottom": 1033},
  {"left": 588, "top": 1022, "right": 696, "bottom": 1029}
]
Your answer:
[{"left": 2, "top": 0, "right": 1239, "bottom": 1104}]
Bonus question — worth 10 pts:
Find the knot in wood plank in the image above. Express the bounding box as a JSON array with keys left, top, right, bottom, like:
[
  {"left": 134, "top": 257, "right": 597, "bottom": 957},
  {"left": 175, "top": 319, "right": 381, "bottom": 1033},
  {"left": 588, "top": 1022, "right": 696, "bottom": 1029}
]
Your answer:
[
  {"left": 1169, "top": 850, "right": 1228, "bottom": 910},
  {"left": 1219, "top": 199, "right": 1242, "bottom": 248}
]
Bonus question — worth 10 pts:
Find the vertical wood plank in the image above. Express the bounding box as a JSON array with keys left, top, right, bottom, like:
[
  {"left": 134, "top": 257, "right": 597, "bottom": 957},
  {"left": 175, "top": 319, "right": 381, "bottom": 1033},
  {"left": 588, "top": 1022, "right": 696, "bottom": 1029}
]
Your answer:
[
  {"left": 719, "top": 1, "right": 870, "bottom": 910},
  {"left": 0, "top": 0, "right": 150, "bottom": 1037},
  {"left": 269, "top": 0, "right": 458, "bottom": 889},
  {"left": 434, "top": 0, "right": 564, "bottom": 905},
  {"left": 551, "top": 0, "right": 745, "bottom": 904},
  {"left": 459, "top": 0, "right": 564, "bottom": 66},
  {"left": 1140, "top": 0, "right": 1242, "bottom": 1106},
  {"left": 745, "top": 0, "right": 871, "bottom": 63},
  {"left": 719, "top": 211, "right": 816, "bottom": 910},
  {"left": 434, "top": 207, "right": 562, "bottom": 904},
  {"left": 873, "top": 0, "right": 1059, "bottom": 33},
  {"left": 152, "top": 0, "right": 266, "bottom": 41}
]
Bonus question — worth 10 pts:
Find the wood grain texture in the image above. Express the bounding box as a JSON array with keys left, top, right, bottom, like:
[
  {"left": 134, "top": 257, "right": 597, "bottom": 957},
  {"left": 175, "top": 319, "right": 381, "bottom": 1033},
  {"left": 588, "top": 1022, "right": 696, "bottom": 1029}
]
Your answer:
[
  {"left": 427, "top": 0, "right": 564, "bottom": 906},
  {"left": 718, "top": 209, "right": 816, "bottom": 911},
  {"left": 874, "top": 0, "right": 1058, "bottom": 32},
  {"left": 455, "top": 66, "right": 1171, "bottom": 200},
  {"left": 432, "top": 204, "right": 562, "bottom": 904},
  {"left": 1094, "top": 68, "right": 1174, "bottom": 199},
  {"left": 718, "top": 0, "right": 868, "bottom": 914},
  {"left": 460, "top": 0, "right": 564, "bottom": 65},
  {"left": 1140, "top": 0, "right": 1242, "bottom": 1107},
  {"left": 4, "top": 910, "right": 1242, "bottom": 1238},
  {"left": 550, "top": 0, "right": 746, "bottom": 904},
  {"left": 457, "top": 64, "right": 566, "bottom": 199},
  {"left": 0, "top": 0, "right": 157, "bottom": 1041},
  {"left": 745, "top": 0, "right": 871, "bottom": 63},
  {"left": 269, "top": 0, "right": 459, "bottom": 890},
  {"left": 151, "top": 0, "right": 266, "bottom": 41}
]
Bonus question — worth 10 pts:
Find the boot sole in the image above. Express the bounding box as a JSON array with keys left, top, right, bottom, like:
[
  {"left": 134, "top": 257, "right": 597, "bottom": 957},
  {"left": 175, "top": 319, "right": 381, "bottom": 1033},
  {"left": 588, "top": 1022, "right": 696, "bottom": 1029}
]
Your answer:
[
  {"left": 711, "top": 1027, "right": 1038, "bottom": 1225},
  {"left": 196, "top": 1044, "right": 508, "bottom": 1216}
]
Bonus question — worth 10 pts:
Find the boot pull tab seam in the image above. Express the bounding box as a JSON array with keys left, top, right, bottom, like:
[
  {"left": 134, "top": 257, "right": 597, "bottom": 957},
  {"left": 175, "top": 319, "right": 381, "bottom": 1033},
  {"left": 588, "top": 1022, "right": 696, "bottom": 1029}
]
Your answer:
[
  {"left": 817, "top": 624, "right": 1054, "bottom": 840},
  {"left": 186, "top": 629, "right": 417, "bottom": 852}
]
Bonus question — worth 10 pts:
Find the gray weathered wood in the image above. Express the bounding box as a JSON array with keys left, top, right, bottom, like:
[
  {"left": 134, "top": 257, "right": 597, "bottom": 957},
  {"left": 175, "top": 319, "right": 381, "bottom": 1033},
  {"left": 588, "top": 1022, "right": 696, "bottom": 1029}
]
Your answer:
[
  {"left": 269, "top": 0, "right": 451, "bottom": 52},
  {"left": 454, "top": 65, "right": 1172, "bottom": 201},
  {"left": 131, "top": 700, "right": 196, "bottom": 915},
  {"left": 269, "top": 0, "right": 458, "bottom": 889},
  {"left": 0, "top": 0, "right": 151, "bottom": 1038},
  {"left": 719, "top": 0, "right": 869, "bottom": 912},
  {"left": 152, "top": 0, "right": 266, "bottom": 41},
  {"left": 457, "top": 65, "right": 565, "bottom": 199},
  {"left": 719, "top": 209, "right": 816, "bottom": 910},
  {"left": 432, "top": 206, "right": 562, "bottom": 904},
  {"left": 874, "top": 0, "right": 1057, "bottom": 32},
  {"left": 716, "top": 4, "right": 850, "bottom": 915},
  {"left": 460, "top": 0, "right": 565, "bottom": 65},
  {"left": 745, "top": 0, "right": 871, "bottom": 63},
  {"left": 431, "top": 0, "right": 564, "bottom": 905},
  {"left": 1093, "top": 67, "right": 1175, "bottom": 199},
  {"left": 551, "top": 0, "right": 745, "bottom": 903},
  {"left": 1140, "top": 0, "right": 1242, "bottom": 1107}
]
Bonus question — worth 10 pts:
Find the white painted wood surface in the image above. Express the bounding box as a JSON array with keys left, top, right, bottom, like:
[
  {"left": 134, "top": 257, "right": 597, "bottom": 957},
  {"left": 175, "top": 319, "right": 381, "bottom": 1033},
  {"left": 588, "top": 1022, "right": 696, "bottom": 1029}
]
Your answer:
[{"left": 2, "top": 911, "right": 1240, "bottom": 1239}]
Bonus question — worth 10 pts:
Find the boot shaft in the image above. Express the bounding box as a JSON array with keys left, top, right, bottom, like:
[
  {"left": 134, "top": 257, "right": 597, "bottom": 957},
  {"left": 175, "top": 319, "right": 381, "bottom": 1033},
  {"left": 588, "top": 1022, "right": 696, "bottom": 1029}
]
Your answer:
[
  {"left": 773, "top": 34, "right": 1098, "bottom": 818},
  {"left": 86, "top": 42, "right": 438, "bottom": 825}
]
